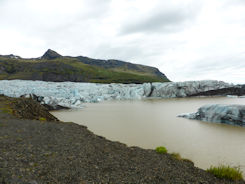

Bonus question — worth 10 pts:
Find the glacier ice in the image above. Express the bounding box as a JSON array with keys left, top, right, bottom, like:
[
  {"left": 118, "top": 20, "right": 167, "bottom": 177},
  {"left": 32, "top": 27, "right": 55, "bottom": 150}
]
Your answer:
[
  {"left": 178, "top": 104, "right": 245, "bottom": 126},
  {"left": 0, "top": 80, "right": 236, "bottom": 109}
]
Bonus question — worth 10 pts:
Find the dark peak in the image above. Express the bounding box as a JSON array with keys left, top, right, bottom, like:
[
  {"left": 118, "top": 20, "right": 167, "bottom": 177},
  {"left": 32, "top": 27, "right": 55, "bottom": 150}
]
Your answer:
[
  {"left": 41, "top": 49, "right": 62, "bottom": 60},
  {"left": 0, "top": 54, "right": 21, "bottom": 59}
]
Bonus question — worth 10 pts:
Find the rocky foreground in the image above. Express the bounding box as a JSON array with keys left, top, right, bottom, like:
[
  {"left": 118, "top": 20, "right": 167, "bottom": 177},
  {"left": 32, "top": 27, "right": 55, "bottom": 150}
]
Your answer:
[{"left": 0, "top": 95, "right": 244, "bottom": 184}]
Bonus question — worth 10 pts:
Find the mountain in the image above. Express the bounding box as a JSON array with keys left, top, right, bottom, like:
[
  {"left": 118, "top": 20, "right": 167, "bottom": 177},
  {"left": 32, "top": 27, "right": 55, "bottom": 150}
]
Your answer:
[
  {"left": 0, "top": 49, "right": 170, "bottom": 83},
  {"left": 41, "top": 49, "right": 62, "bottom": 60}
]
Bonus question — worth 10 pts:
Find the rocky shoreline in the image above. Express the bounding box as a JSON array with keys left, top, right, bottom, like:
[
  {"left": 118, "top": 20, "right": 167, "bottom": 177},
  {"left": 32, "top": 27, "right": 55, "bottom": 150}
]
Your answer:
[{"left": 0, "top": 95, "right": 244, "bottom": 183}]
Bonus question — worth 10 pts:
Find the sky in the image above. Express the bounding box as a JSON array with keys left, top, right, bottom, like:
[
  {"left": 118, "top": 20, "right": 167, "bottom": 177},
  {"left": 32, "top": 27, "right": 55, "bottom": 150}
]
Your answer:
[{"left": 0, "top": 0, "right": 245, "bottom": 84}]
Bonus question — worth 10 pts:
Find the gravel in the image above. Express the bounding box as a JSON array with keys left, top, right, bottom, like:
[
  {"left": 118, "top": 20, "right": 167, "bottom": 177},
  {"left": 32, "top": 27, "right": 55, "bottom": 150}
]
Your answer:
[{"left": 0, "top": 96, "right": 244, "bottom": 184}]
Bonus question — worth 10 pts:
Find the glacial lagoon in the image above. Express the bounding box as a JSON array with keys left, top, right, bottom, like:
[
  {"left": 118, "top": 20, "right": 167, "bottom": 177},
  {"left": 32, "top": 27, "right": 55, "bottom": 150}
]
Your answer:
[{"left": 52, "top": 97, "right": 245, "bottom": 174}]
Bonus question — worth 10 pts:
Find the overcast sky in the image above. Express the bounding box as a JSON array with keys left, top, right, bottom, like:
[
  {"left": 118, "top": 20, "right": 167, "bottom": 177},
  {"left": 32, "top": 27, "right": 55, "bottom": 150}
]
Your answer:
[{"left": 0, "top": 0, "right": 245, "bottom": 84}]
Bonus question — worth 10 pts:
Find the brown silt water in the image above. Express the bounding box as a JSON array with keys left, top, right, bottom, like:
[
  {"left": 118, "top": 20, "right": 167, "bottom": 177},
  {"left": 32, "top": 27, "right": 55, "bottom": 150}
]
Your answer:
[{"left": 52, "top": 97, "right": 245, "bottom": 175}]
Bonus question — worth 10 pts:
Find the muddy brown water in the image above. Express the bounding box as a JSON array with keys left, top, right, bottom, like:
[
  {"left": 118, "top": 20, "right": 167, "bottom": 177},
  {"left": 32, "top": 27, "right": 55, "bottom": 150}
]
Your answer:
[{"left": 52, "top": 97, "right": 245, "bottom": 174}]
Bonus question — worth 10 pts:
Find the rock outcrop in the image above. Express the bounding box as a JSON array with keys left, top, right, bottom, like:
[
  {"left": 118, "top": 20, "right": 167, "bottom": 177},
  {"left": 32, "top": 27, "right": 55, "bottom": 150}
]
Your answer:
[
  {"left": 0, "top": 95, "right": 59, "bottom": 121},
  {"left": 178, "top": 104, "right": 245, "bottom": 126},
  {"left": 41, "top": 49, "right": 62, "bottom": 60}
]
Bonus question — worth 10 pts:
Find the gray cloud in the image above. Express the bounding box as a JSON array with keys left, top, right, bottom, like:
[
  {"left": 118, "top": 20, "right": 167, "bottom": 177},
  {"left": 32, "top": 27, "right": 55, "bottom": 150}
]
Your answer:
[
  {"left": 0, "top": 0, "right": 112, "bottom": 56},
  {"left": 171, "top": 53, "right": 245, "bottom": 84},
  {"left": 92, "top": 44, "right": 143, "bottom": 62},
  {"left": 0, "top": 0, "right": 244, "bottom": 84},
  {"left": 120, "top": 2, "right": 201, "bottom": 35},
  {"left": 121, "top": 11, "right": 188, "bottom": 34},
  {"left": 225, "top": 0, "right": 245, "bottom": 6}
]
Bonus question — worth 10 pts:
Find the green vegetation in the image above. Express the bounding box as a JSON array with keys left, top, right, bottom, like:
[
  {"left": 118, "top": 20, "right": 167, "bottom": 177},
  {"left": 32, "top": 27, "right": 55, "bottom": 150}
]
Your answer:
[
  {"left": 207, "top": 165, "right": 243, "bottom": 181},
  {"left": 0, "top": 100, "right": 13, "bottom": 115},
  {"left": 181, "top": 158, "right": 194, "bottom": 165},
  {"left": 155, "top": 146, "right": 168, "bottom": 154},
  {"left": 39, "top": 117, "right": 47, "bottom": 121},
  {"left": 0, "top": 53, "right": 170, "bottom": 83},
  {"left": 170, "top": 152, "right": 194, "bottom": 165},
  {"left": 170, "top": 152, "right": 182, "bottom": 160},
  {"left": 0, "top": 107, "right": 12, "bottom": 114}
]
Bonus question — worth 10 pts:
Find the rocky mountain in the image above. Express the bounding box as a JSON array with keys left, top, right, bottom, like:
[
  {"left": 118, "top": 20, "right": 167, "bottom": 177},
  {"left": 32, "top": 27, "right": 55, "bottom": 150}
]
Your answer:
[
  {"left": 0, "top": 49, "right": 170, "bottom": 83},
  {"left": 41, "top": 49, "right": 62, "bottom": 60},
  {"left": 0, "top": 54, "right": 21, "bottom": 59}
]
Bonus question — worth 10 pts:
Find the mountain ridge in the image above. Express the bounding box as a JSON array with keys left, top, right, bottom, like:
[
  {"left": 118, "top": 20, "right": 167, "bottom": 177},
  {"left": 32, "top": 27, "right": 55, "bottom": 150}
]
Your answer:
[{"left": 0, "top": 49, "right": 170, "bottom": 83}]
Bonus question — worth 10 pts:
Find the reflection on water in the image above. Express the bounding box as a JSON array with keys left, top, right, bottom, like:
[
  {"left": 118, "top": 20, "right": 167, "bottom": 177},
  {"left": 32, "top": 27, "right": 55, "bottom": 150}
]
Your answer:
[{"left": 52, "top": 97, "right": 245, "bottom": 174}]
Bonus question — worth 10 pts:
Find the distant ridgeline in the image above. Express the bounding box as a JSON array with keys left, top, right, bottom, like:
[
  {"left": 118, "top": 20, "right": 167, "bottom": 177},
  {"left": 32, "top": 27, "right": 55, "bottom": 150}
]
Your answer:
[{"left": 0, "top": 49, "right": 170, "bottom": 83}]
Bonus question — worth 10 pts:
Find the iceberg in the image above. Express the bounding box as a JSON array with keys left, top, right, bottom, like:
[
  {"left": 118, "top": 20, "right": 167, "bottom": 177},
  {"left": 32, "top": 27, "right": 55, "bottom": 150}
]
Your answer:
[{"left": 178, "top": 104, "right": 245, "bottom": 126}]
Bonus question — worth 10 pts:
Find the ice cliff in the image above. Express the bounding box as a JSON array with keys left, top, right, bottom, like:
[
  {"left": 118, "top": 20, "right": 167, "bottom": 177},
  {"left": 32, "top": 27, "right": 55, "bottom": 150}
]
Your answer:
[
  {"left": 178, "top": 104, "right": 245, "bottom": 126},
  {"left": 0, "top": 80, "right": 238, "bottom": 109}
]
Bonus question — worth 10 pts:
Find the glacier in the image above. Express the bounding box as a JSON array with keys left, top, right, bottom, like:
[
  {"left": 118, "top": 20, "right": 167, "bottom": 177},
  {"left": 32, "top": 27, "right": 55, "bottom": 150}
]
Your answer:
[{"left": 0, "top": 80, "right": 237, "bottom": 109}]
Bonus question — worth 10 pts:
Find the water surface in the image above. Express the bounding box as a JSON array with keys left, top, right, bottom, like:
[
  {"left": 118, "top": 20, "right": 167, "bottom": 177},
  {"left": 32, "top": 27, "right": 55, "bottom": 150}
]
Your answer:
[{"left": 52, "top": 97, "right": 245, "bottom": 173}]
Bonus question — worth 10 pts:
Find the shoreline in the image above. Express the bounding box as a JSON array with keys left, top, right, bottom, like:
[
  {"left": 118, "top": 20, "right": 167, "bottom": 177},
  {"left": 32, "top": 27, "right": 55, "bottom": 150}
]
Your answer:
[{"left": 0, "top": 95, "right": 244, "bottom": 183}]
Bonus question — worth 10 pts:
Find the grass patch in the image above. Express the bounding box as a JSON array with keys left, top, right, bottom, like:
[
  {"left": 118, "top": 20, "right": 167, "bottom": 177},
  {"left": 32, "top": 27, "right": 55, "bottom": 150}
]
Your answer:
[
  {"left": 170, "top": 152, "right": 194, "bottom": 165},
  {"left": 0, "top": 107, "right": 13, "bottom": 114},
  {"left": 155, "top": 146, "right": 167, "bottom": 154},
  {"left": 171, "top": 152, "right": 182, "bottom": 160},
  {"left": 182, "top": 158, "right": 194, "bottom": 165},
  {"left": 39, "top": 117, "right": 47, "bottom": 121},
  {"left": 207, "top": 165, "right": 243, "bottom": 181}
]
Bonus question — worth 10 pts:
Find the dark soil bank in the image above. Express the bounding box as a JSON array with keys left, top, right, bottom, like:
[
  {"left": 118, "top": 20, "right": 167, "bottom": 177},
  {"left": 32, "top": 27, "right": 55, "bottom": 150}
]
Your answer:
[{"left": 0, "top": 96, "right": 244, "bottom": 184}]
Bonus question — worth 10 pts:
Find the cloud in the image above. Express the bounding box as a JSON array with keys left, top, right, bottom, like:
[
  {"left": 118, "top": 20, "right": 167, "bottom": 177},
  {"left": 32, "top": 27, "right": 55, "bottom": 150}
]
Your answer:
[
  {"left": 121, "top": 11, "right": 189, "bottom": 34},
  {"left": 120, "top": 1, "right": 201, "bottom": 35},
  {"left": 224, "top": 0, "right": 245, "bottom": 6},
  {"left": 0, "top": 0, "right": 112, "bottom": 56},
  {"left": 0, "top": 0, "right": 245, "bottom": 84},
  {"left": 164, "top": 53, "right": 245, "bottom": 84}
]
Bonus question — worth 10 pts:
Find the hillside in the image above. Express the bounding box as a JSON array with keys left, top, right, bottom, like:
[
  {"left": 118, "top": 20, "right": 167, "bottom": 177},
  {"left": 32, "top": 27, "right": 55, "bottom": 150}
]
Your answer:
[{"left": 0, "top": 49, "right": 170, "bottom": 83}]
